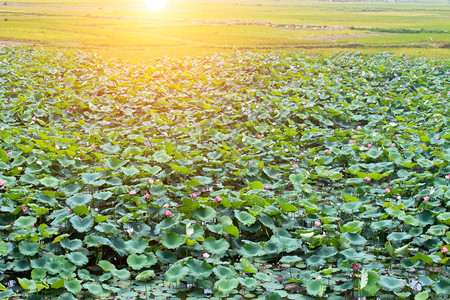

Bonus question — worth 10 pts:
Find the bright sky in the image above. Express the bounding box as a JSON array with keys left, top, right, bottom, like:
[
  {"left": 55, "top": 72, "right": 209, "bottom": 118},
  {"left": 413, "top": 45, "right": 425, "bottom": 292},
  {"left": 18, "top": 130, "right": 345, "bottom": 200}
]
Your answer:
[{"left": 145, "top": 0, "right": 167, "bottom": 11}]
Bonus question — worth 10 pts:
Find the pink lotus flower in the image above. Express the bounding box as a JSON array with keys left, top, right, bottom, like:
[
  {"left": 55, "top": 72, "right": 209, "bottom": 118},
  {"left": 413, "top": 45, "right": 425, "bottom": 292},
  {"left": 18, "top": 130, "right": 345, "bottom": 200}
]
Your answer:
[
  {"left": 264, "top": 185, "right": 270, "bottom": 190},
  {"left": 284, "top": 148, "right": 289, "bottom": 153},
  {"left": 364, "top": 177, "right": 371, "bottom": 182},
  {"left": 129, "top": 190, "right": 136, "bottom": 195},
  {"left": 324, "top": 149, "right": 329, "bottom": 153},
  {"left": 165, "top": 210, "right": 173, "bottom": 216},
  {"left": 385, "top": 188, "right": 391, "bottom": 193},
  {"left": 7, "top": 152, "right": 12, "bottom": 157},
  {"left": 424, "top": 196, "right": 430, "bottom": 201},
  {"left": 441, "top": 246, "right": 448, "bottom": 253},
  {"left": 445, "top": 174, "right": 450, "bottom": 179},
  {"left": 316, "top": 275, "right": 322, "bottom": 280},
  {"left": 36, "top": 161, "right": 42, "bottom": 165},
  {"left": 315, "top": 221, "right": 322, "bottom": 227},
  {"left": 299, "top": 152, "right": 305, "bottom": 157},
  {"left": 18, "top": 167, "right": 23, "bottom": 170},
  {"left": 215, "top": 196, "right": 222, "bottom": 202},
  {"left": 349, "top": 140, "right": 355, "bottom": 144},
  {"left": 0, "top": 180, "right": 6, "bottom": 186},
  {"left": 249, "top": 161, "right": 254, "bottom": 165},
  {"left": 351, "top": 264, "right": 359, "bottom": 272},
  {"left": 203, "top": 253, "right": 210, "bottom": 259},
  {"left": 144, "top": 193, "right": 150, "bottom": 198},
  {"left": 126, "top": 228, "right": 134, "bottom": 235},
  {"left": 163, "top": 203, "right": 170, "bottom": 208},
  {"left": 148, "top": 179, "right": 154, "bottom": 184},
  {"left": 367, "top": 144, "right": 372, "bottom": 148},
  {"left": 191, "top": 192, "right": 198, "bottom": 198}
]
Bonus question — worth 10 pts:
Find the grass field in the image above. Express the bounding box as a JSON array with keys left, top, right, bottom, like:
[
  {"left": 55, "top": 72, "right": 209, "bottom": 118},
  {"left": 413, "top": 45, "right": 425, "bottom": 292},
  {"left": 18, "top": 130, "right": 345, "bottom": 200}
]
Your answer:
[{"left": 0, "top": 0, "right": 449, "bottom": 61}]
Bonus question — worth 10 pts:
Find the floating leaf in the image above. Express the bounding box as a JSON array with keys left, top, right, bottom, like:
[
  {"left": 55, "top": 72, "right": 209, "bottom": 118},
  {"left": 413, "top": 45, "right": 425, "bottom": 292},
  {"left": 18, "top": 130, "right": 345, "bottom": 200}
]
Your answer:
[
  {"left": 379, "top": 275, "right": 406, "bottom": 292},
  {"left": 203, "top": 237, "right": 230, "bottom": 255},
  {"left": 214, "top": 276, "right": 239, "bottom": 296},
  {"left": 164, "top": 264, "right": 189, "bottom": 283}
]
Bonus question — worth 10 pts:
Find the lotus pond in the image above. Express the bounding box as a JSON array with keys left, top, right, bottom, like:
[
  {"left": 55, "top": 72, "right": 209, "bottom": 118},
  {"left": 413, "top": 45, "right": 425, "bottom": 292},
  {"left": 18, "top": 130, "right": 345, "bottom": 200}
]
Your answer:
[{"left": 0, "top": 48, "right": 449, "bottom": 299}]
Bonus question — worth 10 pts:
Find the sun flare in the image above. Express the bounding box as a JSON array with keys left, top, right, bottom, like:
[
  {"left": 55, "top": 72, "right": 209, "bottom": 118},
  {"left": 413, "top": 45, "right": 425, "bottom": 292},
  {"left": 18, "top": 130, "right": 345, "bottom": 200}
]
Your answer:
[{"left": 145, "top": 0, "right": 167, "bottom": 11}]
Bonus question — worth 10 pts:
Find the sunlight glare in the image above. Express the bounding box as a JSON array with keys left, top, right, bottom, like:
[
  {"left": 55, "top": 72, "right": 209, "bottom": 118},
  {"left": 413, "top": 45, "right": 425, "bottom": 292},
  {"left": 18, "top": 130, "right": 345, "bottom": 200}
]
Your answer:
[{"left": 145, "top": 0, "right": 167, "bottom": 11}]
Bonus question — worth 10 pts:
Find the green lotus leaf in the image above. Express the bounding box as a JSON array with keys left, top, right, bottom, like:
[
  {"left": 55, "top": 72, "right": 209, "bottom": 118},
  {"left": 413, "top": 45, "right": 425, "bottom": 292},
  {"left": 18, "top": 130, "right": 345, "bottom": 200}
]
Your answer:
[
  {"left": 127, "top": 253, "right": 148, "bottom": 270},
  {"left": 427, "top": 224, "right": 447, "bottom": 236},
  {"left": 83, "top": 282, "right": 105, "bottom": 296},
  {"left": 238, "top": 277, "right": 258, "bottom": 289},
  {"left": 70, "top": 215, "right": 94, "bottom": 233},
  {"left": 95, "top": 222, "right": 118, "bottom": 234},
  {"left": 342, "top": 232, "right": 367, "bottom": 245},
  {"left": 240, "top": 257, "right": 257, "bottom": 274},
  {"left": 432, "top": 276, "right": 450, "bottom": 295},
  {"left": 81, "top": 172, "right": 102, "bottom": 184},
  {"left": 66, "top": 193, "right": 92, "bottom": 208},
  {"left": 98, "top": 260, "right": 116, "bottom": 272},
  {"left": 156, "top": 250, "right": 177, "bottom": 264},
  {"left": 60, "top": 182, "right": 82, "bottom": 195},
  {"left": 59, "top": 293, "right": 77, "bottom": 300},
  {"left": 265, "top": 291, "right": 282, "bottom": 300},
  {"left": 18, "top": 241, "right": 40, "bottom": 256},
  {"left": 214, "top": 276, "right": 239, "bottom": 296},
  {"left": 238, "top": 241, "right": 265, "bottom": 257},
  {"left": 161, "top": 232, "right": 185, "bottom": 249},
  {"left": 186, "top": 259, "right": 213, "bottom": 279},
  {"left": 416, "top": 210, "right": 435, "bottom": 225},
  {"left": 66, "top": 252, "right": 89, "bottom": 266},
  {"left": 18, "top": 278, "right": 37, "bottom": 291},
  {"left": 142, "top": 164, "right": 162, "bottom": 174},
  {"left": 316, "top": 246, "right": 338, "bottom": 258},
  {"left": 111, "top": 268, "right": 131, "bottom": 280},
  {"left": 235, "top": 210, "right": 256, "bottom": 226},
  {"left": 31, "top": 268, "right": 46, "bottom": 280},
  {"left": 136, "top": 270, "right": 155, "bottom": 281},
  {"left": 370, "top": 219, "right": 393, "bottom": 231},
  {"left": 279, "top": 255, "right": 302, "bottom": 264},
  {"left": 203, "top": 237, "right": 230, "bottom": 255},
  {"left": 103, "top": 144, "right": 121, "bottom": 154},
  {"left": 121, "top": 166, "right": 139, "bottom": 176},
  {"left": 289, "top": 173, "right": 306, "bottom": 191},
  {"left": 340, "top": 221, "right": 364, "bottom": 233},
  {"left": 306, "top": 255, "right": 326, "bottom": 268},
  {"left": 437, "top": 212, "right": 450, "bottom": 225},
  {"left": 366, "top": 149, "right": 383, "bottom": 159},
  {"left": 45, "top": 259, "right": 63, "bottom": 275},
  {"left": 305, "top": 279, "right": 326, "bottom": 297},
  {"left": 0, "top": 240, "right": 9, "bottom": 256},
  {"left": 213, "top": 265, "right": 236, "bottom": 278},
  {"left": 340, "top": 248, "right": 366, "bottom": 262},
  {"left": 124, "top": 238, "right": 148, "bottom": 253},
  {"left": 84, "top": 234, "right": 110, "bottom": 247},
  {"left": 387, "top": 231, "right": 412, "bottom": 241},
  {"left": 254, "top": 272, "right": 271, "bottom": 281},
  {"left": 359, "top": 269, "right": 380, "bottom": 296},
  {"left": 150, "top": 182, "right": 166, "bottom": 195},
  {"left": 153, "top": 150, "right": 172, "bottom": 163},
  {"left": 64, "top": 278, "right": 82, "bottom": 294},
  {"left": 20, "top": 174, "right": 39, "bottom": 185},
  {"left": 123, "top": 146, "right": 141, "bottom": 157},
  {"left": 14, "top": 216, "right": 37, "bottom": 228},
  {"left": 193, "top": 175, "right": 213, "bottom": 185},
  {"left": 378, "top": 275, "right": 406, "bottom": 292},
  {"left": 414, "top": 291, "right": 429, "bottom": 300},
  {"left": 163, "top": 264, "right": 189, "bottom": 283},
  {"left": 220, "top": 215, "right": 239, "bottom": 238},
  {"left": 13, "top": 259, "right": 30, "bottom": 272},
  {"left": 192, "top": 206, "right": 217, "bottom": 221}
]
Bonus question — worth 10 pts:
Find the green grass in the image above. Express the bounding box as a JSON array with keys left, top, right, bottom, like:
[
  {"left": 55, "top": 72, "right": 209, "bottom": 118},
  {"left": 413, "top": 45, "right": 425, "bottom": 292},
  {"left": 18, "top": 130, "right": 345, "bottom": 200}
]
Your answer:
[{"left": 0, "top": 0, "right": 449, "bottom": 61}]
